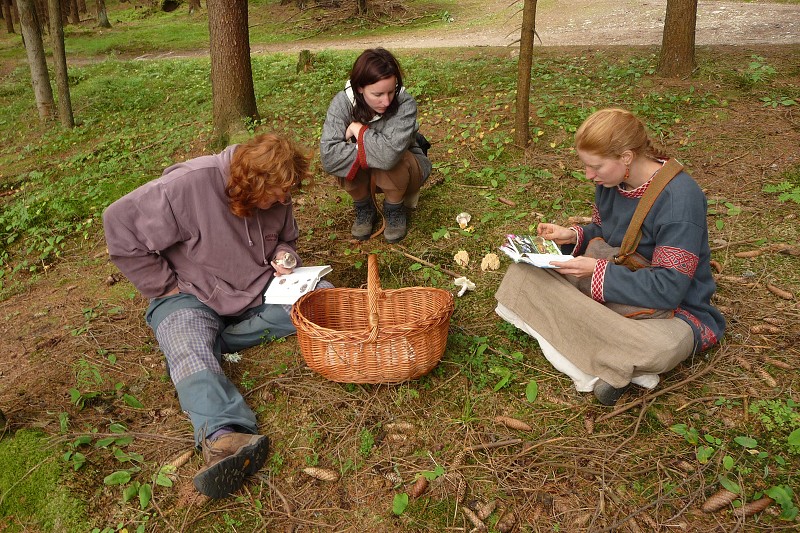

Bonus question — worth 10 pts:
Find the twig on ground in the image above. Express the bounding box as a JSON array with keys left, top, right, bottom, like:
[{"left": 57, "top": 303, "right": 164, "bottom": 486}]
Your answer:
[
  {"left": 709, "top": 237, "right": 760, "bottom": 251},
  {"left": 394, "top": 247, "right": 462, "bottom": 278},
  {"left": 264, "top": 477, "right": 295, "bottom": 533},
  {"left": 595, "top": 350, "right": 723, "bottom": 423},
  {"left": 466, "top": 438, "right": 523, "bottom": 453},
  {"left": 715, "top": 154, "right": 747, "bottom": 167}
]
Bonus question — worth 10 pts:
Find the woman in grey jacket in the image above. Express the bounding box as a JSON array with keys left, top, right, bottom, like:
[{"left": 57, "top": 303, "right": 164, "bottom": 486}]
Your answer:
[{"left": 320, "top": 48, "right": 431, "bottom": 243}]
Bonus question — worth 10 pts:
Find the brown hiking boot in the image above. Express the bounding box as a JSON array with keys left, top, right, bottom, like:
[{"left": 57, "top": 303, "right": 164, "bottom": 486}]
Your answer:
[{"left": 193, "top": 432, "right": 270, "bottom": 498}]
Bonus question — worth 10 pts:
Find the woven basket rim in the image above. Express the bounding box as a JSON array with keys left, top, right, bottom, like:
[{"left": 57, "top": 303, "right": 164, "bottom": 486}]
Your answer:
[{"left": 292, "top": 286, "right": 454, "bottom": 340}]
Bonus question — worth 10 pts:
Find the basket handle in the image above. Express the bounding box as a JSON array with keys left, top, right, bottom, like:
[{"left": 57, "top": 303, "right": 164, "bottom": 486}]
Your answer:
[{"left": 366, "top": 254, "right": 381, "bottom": 342}]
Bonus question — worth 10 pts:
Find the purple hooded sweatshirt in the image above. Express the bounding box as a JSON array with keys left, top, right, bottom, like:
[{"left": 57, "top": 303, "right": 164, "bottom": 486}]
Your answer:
[{"left": 103, "top": 145, "right": 301, "bottom": 317}]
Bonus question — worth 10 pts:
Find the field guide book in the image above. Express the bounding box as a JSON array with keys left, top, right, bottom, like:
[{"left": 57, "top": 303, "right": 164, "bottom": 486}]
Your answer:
[
  {"left": 499, "top": 234, "right": 573, "bottom": 268},
  {"left": 263, "top": 265, "right": 332, "bottom": 305}
]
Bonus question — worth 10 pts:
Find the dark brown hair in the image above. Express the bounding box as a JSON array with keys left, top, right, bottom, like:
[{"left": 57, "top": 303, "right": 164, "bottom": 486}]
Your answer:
[
  {"left": 575, "top": 108, "right": 667, "bottom": 161},
  {"left": 226, "top": 133, "right": 311, "bottom": 218},
  {"left": 349, "top": 48, "right": 403, "bottom": 123}
]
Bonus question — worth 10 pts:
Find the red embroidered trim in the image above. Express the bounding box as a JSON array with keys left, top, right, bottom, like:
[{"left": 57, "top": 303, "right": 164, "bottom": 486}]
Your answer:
[
  {"left": 573, "top": 226, "right": 585, "bottom": 251},
  {"left": 653, "top": 245, "right": 699, "bottom": 277},
  {"left": 676, "top": 308, "right": 718, "bottom": 351},
  {"left": 617, "top": 160, "right": 665, "bottom": 198},
  {"left": 591, "top": 204, "right": 602, "bottom": 226},
  {"left": 591, "top": 259, "right": 609, "bottom": 301},
  {"left": 618, "top": 180, "right": 649, "bottom": 199}
]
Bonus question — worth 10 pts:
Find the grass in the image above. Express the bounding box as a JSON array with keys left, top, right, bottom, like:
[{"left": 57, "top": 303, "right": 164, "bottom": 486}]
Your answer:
[
  {"left": 0, "top": 3, "right": 799, "bottom": 531},
  {"left": 0, "top": 0, "right": 453, "bottom": 60}
]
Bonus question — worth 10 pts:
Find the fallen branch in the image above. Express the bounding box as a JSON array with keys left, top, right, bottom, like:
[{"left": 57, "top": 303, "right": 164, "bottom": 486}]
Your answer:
[{"left": 595, "top": 351, "right": 722, "bottom": 423}]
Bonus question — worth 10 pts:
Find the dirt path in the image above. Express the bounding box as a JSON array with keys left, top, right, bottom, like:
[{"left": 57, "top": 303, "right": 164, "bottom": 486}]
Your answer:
[{"left": 249, "top": 0, "right": 800, "bottom": 55}]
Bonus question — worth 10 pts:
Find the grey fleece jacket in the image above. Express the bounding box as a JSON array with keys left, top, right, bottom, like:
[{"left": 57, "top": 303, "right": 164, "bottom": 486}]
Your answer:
[
  {"left": 319, "top": 85, "right": 432, "bottom": 181},
  {"left": 103, "top": 145, "right": 301, "bottom": 317}
]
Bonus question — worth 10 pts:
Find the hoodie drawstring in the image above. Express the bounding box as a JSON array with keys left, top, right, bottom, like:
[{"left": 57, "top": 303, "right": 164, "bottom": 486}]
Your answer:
[{"left": 244, "top": 216, "right": 269, "bottom": 266}]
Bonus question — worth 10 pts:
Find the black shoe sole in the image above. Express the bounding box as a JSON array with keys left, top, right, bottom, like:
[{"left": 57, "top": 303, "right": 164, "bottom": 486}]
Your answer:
[{"left": 193, "top": 435, "right": 270, "bottom": 499}]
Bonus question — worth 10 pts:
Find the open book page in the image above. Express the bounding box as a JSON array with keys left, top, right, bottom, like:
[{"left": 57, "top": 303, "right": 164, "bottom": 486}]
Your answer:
[
  {"left": 499, "top": 234, "right": 573, "bottom": 268},
  {"left": 263, "top": 265, "right": 332, "bottom": 305}
]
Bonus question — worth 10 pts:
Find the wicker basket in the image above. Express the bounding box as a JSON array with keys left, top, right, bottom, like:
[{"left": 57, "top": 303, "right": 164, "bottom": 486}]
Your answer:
[{"left": 291, "top": 254, "right": 454, "bottom": 383}]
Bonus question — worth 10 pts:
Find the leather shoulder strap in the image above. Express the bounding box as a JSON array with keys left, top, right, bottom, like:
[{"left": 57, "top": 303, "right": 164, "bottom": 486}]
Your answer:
[{"left": 615, "top": 158, "right": 684, "bottom": 262}]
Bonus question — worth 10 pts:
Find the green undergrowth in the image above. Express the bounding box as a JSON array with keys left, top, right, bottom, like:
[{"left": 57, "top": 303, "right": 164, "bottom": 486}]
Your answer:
[
  {"left": 0, "top": 430, "right": 92, "bottom": 531},
  {"left": 0, "top": 0, "right": 452, "bottom": 60},
  {"left": 1, "top": 36, "right": 799, "bottom": 530}
]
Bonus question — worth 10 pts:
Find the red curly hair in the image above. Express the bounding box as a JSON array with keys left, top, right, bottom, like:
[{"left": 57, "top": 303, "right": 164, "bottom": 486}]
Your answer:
[{"left": 226, "top": 133, "right": 311, "bottom": 218}]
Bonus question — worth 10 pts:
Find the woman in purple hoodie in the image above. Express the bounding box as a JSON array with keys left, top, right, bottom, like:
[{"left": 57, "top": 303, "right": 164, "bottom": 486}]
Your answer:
[{"left": 104, "top": 133, "right": 313, "bottom": 498}]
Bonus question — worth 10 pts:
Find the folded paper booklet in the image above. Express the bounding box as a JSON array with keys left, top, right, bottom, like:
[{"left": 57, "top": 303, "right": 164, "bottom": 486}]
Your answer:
[
  {"left": 499, "top": 234, "right": 573, "bottom": 268},
  {"left": 263, "top": 265, "right": 332, "bottom": 305}
]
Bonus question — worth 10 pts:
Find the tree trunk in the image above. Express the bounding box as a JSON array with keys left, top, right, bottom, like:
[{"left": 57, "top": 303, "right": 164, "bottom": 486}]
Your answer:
[
  {"left": 95, "top": 0, "right": 109, "bottom": 27},
  {"left": 47, "top": 0, "right": 73, "bottom": 127},
  {"left": 33, "top": 0, "right": 46, "bottom": 31},
  {"left": 77, "top": 0, "right": 85, "bottom": 14},
  {"left": 67, "top": 0, "right": 78, "bottom": 23},
  {"left": 3, "top": 0, "right": 15, "bottom": 33},
  {"left": 356, "top": 0, "right": 366, "bottom": 15},
  {"left": 514, "top": 0, "right": 537, "bottom": 147},
  {"left": 206, "top": 0, "right": 259, "bottom": 144},
  {"left": 657, "top": 0, "right": 697, "bottom": 77},
  {"left": 17, "top": 0, "right": 54, "bottom": 120},
  {"left": 188, "top": 0, "right": 199, "bottom": 14}
]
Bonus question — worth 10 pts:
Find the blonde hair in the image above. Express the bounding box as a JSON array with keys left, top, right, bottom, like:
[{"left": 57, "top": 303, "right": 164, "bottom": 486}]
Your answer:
[
  {"left": 226, "top": 133, "right": 311, "bottom": 218},
  {"left": 575, "top": 108, "right": 667, "bottom": 160}
]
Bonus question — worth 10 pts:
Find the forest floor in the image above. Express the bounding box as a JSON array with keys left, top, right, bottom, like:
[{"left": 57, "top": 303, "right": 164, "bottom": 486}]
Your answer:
[{"left": 1, "top": 1, "right": 799, "bottom": 532}]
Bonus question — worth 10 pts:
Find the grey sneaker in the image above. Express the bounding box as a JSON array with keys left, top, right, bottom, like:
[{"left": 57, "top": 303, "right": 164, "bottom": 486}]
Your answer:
[
  {"left": 383, "top": 201, "right": 407, "bottom": 243},
  {"left": 593, "top": 380, "right": 630, "bottom": 406},
  {"left": 193, "top": 432, "right": 270, "bottom": 498},
  {"left": 351, "top": 198, "right": 377, "bottom": 240}
]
